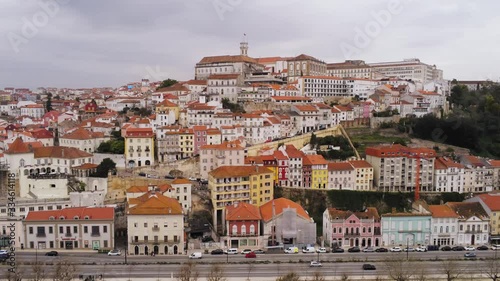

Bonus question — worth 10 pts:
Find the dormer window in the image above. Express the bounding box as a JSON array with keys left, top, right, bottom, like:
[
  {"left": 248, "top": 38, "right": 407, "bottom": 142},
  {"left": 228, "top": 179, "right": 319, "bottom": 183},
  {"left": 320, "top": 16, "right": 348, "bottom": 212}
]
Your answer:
[
  {"left": 74, "top": 216, "right": 79, "bottom": 220},
  {"left": 49, "top": 216, "right": 55, "bottom": 220},
  {"left": 59, "top": 216, "right": 65, "bottom": 220},
  {"left": 84, "top": 216, "right": 90, "bottom": 220}
]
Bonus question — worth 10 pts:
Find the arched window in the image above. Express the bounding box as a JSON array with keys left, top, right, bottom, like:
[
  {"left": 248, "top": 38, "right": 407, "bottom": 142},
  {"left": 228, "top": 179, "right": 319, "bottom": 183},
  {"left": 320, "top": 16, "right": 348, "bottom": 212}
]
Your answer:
[
  {"left": 249, "top": 224, "right": 255, "bottom": 235},
  {"left": 232, "top": 225, "right": 237, "bottom": 235},
  {"left": 363, "top": 227, "right": 366, "bottom": 233},
  {"left": 241, "top": 225, "right": 246, "bottom": 235},
  {"left": 440, "top": 226, "right": 443, "bottom": 233},
  {"left": 20, "top": 159, "right": 25, "bottom": 167},
  {"left": 368, "top": 227, "right": 371, "bottom": 233}
]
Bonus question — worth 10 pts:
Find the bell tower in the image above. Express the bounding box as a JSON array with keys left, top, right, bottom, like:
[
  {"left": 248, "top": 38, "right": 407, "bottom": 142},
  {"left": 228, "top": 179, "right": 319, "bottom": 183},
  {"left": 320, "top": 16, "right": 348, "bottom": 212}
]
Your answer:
[{"left": 240, "top": 34, "right": 248, "bottom": 56}]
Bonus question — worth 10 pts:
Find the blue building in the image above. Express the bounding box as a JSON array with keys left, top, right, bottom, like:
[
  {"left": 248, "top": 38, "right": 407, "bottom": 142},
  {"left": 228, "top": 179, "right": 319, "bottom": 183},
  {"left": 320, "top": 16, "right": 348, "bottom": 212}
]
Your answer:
[{"left": 381, "top": 213, "right": 432, "bottom": 246}]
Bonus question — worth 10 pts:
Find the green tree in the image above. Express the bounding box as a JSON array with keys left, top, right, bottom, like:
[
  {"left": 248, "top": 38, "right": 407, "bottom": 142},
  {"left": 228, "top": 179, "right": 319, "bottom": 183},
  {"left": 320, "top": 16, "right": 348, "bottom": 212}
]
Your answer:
[
  {"left": 276, "top": 272, "right": 301, "bottom": 281},
  {"left": 110, "top": 140, "right": 125, "bottom": 154},
  {"left": 92, "top": 158, "right": 116, "bottom": 178},
  {"left": 158, "top": 78, "right": 178, "bottom": 89},
  {"left": 46, "top": 92, "right": 53, "bottom": 112},
  {"left": 222, "top": 98, "right": 245, "bottom": 113}
]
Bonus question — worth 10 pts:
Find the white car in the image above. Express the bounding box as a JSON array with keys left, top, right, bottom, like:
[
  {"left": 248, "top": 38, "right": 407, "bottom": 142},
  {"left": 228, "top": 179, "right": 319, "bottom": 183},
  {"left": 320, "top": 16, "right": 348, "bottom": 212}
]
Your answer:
[
  {"left": 390, "top": 247, "right": 402, "bottom": 252},
  {"left": 0, "top": 250, "right": 8, "bottom": 255},
  {"left": 363, "top": 247, "right": 375, "bottom": 252},
  {"left": 492, "top": 245, "right": 500, "bottom": 250},
  {"left": 310, "top": 261, "right": 322, "bottom": 267},
  {"left": 464, "top": 246, "right": 475, "bottom": 251},
  {"left": 316, "top": 247, "right": 327, "bottom": 253},
  {"left": 241, "top": 249, "right": 252, "bottom": 254},
  {"left": 107, "top": 250, "right": 121, "bottom": 256},
  {"left": 415, "top": 246, "right": 427, "bottom": 252}
]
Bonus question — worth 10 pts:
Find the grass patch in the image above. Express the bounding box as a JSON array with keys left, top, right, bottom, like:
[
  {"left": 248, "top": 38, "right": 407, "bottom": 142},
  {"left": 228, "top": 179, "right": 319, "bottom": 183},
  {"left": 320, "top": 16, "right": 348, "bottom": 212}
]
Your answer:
[{"left": 349, "top": 132, "right": 410, "bottom": 157}]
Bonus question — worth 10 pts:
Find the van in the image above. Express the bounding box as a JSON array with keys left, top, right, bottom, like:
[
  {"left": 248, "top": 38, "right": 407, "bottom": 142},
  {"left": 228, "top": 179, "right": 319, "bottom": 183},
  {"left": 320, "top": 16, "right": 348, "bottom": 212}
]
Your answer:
[
  {"left": 189, "top": 252, "right": 202, "bottom": 259},
  {"left": 285, "top": 247, "right": 299, "bottom": 254},
  {"left": 302, "top": 246, "right": 316, "bottom": 253},
  {"left": 225, "top": 248, "right": 238, "bottom": 255}
]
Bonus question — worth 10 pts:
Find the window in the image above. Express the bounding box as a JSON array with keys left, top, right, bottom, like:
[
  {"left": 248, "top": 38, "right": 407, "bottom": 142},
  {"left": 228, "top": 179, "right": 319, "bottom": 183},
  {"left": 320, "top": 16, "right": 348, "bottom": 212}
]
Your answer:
[
  {"left": 103, "top": 226, "right": 107, "bottom": 233},
  {"left": 164, "top": 236, "right": 168, "bottom": 242},
  {"left": 144, "top": 236, "right": 148, "bottom": 242},
  {"left": 49, "top": 227, "right": 53, "bottom": 234},
  {"left": 83, "top": 226, "right": 88, "bottom": 233},
  {"left": 91, "top": 226, "right": 99, "bottom": 236},
  {"left": 59, "top": 226, "right": 63, "bottom": 233},
  {"left": 144, "top": 223, "right": 148, "bottom": 227},
  {"left": 74, "top": 226, "right": 78, "bottom": 233},
  {"left": 29, "top": 227, "right": 33, "bottom": 234},
  {"left": 232, "top": 225, "right": 237, "bottom": 235},
  {"left": 173, "top": 235, "right": 178, "bottom": 242}
]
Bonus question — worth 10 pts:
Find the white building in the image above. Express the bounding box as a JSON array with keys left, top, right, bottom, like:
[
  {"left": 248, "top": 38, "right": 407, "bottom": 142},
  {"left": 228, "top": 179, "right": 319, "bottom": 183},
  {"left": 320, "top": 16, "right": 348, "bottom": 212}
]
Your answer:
[
  {"left": 127, "top": 193, "right": 184, "bottom": 256},
  {"left": 429, "top": 205, "right": 459, "bottom": 246},
  {"left": 327, "top": 162, "right": 355, "bottom": 190},
  {"left": 368, "top": 58, "right": 443, "bottom": 85},
  {"left": 23, "top": 207, "right": 115, "bottom": 250},
  {"left": 199, "top": 140, "right": 246, "bottom": 179},
  {"left": 446, "top": 202, "right": 490, "bottom": 246},
  {"left": 60, "top": 128, "right": 109, "bottom": 153},
  {"left": 434, "top": 157, "right": 465, "bottom": 193}
]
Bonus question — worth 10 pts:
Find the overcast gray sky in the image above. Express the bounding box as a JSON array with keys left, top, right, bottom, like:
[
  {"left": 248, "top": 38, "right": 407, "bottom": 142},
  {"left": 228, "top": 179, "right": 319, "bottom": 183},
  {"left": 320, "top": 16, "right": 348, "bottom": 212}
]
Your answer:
[{"left": 1, "top": 0, "right": 499, "bottom": 89}]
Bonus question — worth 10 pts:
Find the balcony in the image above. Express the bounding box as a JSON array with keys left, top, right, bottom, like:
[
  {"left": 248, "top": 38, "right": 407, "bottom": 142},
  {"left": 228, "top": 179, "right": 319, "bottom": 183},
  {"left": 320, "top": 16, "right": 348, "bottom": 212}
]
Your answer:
[
  {"left": 438, "top": 233, "right": 451, "bottom": 237},
  {"left": 36, "top": 233, "right": 46, "bottom": 237},
  {"left": 344, "top": 233, "right": 360, "bottom": 238},
  {"left": 465, "top": 230, "right": 483, "bottom": 234},
  {"left": 152, "top": 226, "right": 160, "bottom": 232},
  {"left": 91, "top": 232, "right": 100, "bottom": 237},
  {"left": 229, "top": 233, "right": 257, "bottom": 237}
]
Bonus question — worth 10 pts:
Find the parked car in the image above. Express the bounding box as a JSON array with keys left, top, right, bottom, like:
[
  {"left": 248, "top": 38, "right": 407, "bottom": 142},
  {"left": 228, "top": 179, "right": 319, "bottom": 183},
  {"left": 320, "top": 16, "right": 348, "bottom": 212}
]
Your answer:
[
  {"left": 164, "top": 175, "right": 175, "bottom": 179},
  {"left": 441, "top": 246, "right": 452, "bottom": 251},
  {"left": 189, "top": 252, "right": 202, "bottom": 259},
  {"left": 302, "top": 246, "right": 316, "bottom": 253},
  {"left": 404, "top": 247, "right": 415, "bottom": 252},
  {"left": 348, "top": 246, "right": 360, "bottom": 253},
  {"left": 254, "top": 249, "right": 265, "bottom": 254},
  {"left": 491, "top": 245, "right": 500, "bottom": 250},
  {"left": 0, "top": 250, "right": 8, "bottom": 255},
  {"left": 477, "top": 245, "right": 489, "bottom": 250},
  {"left": 225, "top": 248, "right": 238, "bottom": 255},
  {"left": 427, "top": 245, "right": 440, "bottom": 251},
  {"left": 241, "top": 249, "right": 252, "bottom": 254},
  {"left": 211, "top": 249, "right": 224, "bottom": 255},
  {"left": 362, "top": 264, "right": 376, "bottom": 270},
  {"left": 284, "top": 247, "right": 299, "bottom": 254},
  {"left": 415, "top": 246, "right": 427, "bottom": 252},
  {"left": 464, "top": 252, "right": 477, "bottom": 258},
  {"left": 245, "top": 252, "right": 256, "bottom": 258},
  {"left": 316, "top": 247, "right": 328, "bottom": 253},
  {"left": 375, "top": 247, "right": 388, "bottom": 252},
  {"left": 107, "top": 250, "right": 121, "bottom": 256},
  {"left": 332, "top": 247, "right": 345, "bottom": 253},
  {"left": 310, "top": 261, "right": 322, "bottom": 267},
  {"left": 138, "top": 172, "right": 146, "bottom": 177},
  {"left": 146, "top": 174, "right": 159, "bottom": 179},
  {"left": 452, "top": 246, "right": 465, "bottom": 251},
  {"left": 45, "top": 251, "right": 58, "bottom": 256},
  {"left": 362, "top": 247, "right": 375, "bottom": 253},
  {"left": 390, "top": 247, "right": 402, "bottom": 252},
  {"left": 464, "top": 246, "right": 475, "bottom": 251}
]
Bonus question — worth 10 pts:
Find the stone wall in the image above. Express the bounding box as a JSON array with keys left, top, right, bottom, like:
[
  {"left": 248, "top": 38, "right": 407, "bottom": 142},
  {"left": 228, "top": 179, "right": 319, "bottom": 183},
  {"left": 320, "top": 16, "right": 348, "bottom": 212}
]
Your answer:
[
  {"left": 246, "top": 125, "right": 343, "bottom": 156},
  {"left": 370, "top": 116, "right": 401, "bottom": 129}
]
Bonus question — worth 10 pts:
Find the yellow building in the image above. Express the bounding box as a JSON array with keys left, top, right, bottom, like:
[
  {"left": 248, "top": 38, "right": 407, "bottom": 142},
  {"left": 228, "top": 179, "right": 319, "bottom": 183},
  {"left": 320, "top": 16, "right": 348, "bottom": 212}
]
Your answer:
[
  {"left": 155, "top": 99, "right": 179, "bottom": 120},
  {"left": 178, "top": 128, "right": 194, "bottom": 158},
  {"left": 124, "top": 128, "right": 155, "bottom": 167},
  {"left": 349, "top": 160, "right": 374, "bottom": 191},
  {"left": 305, "top": 155, "right": 328, "bottom": 189},
  {"left": 209, "top": 165, "right": 274, "bottom": 233}
]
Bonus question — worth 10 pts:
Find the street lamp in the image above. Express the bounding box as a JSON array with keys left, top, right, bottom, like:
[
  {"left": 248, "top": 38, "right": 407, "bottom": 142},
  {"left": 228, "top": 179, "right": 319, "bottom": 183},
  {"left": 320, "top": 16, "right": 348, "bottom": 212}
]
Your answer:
[{"left": 406, "top": 233, "right": 415, "bottom": 261}]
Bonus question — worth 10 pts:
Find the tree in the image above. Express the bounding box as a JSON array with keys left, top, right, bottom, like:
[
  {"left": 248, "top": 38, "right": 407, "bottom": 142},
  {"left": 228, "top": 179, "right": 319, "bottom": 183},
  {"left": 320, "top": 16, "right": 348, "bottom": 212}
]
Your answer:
[
  {"left": 310, "top": 271, "right": 326, "bottom": 281},
  {"left": 46, "top": 92, "right": 53, "bottom": 112},
  {"left": 6, "top": 263, "right": 24, "bottom": 281},
  {"left": 158, "top": 78, "right": 179, "bottom": 89},
  {"left": 92, "top": 158, "right": 116, "bottom": 178},
  {"left": 207, "top": 264, "right": 226, "bottom": 281},
  {"left": 52, "top": 260, "right": 76, "bottom": 281},
  {"left": 384, "top": 258, "right": 414, "bottom": 281},
  {"left": 310, "top": 133, "right": 317, "bottom": 147},
  {"left": 177, "top": 262, "right": 199, "bottom": 281},
  {"left": 221, "top": 98, "right": 245, "bottom": 113},
  {"left": 246, "top": 264, "right": 255, "bottom": 281},
  {"left": 483, "top": 258, "right": 500, "bottom": 281},
  {"left": 276, "top": 272, "right": 301, "bottom": 281},
  {"left": 441, "top": 260, "right": 463, "bottom": 281},
  {"left": 31, "top": 261, "right": 47, "bottom": 281}
]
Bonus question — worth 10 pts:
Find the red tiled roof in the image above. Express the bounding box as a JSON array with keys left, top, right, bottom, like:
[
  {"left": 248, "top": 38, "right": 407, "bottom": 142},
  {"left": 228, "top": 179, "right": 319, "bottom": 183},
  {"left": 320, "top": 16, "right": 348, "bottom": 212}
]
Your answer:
[
  {"left": 260, "top": 198, "right": 311, "bottom": 222},
  {"left": 5, "top": 137, "right": 33, "bottom": 154},
  {"left": 198, "top": 55, "right": 258, "bottom": 65},
  {"left": 34, "top": 146, "right": 92, "bottom": 159},
  {"left": 226, "top": 202, "right": 261, "bottom": 221},
  {"left": 30, "top": 129, "right": 53, "bottom": 139},
  {"left": 209, "top": 166, "right": 273, "bottom": 179},
  {"left": 365, "top": 144, "right": 436, "bottom": 158},
  {"left": 294, "top": 105, "right": 318, "bottom": 112},
  {"left": 129, "top": 193, "right": 183, "bottom": 215},
  {"left": 62, "top": 128, "right": 104, "bottom": 140},
  {"left": 477, "top": 193, "right": 500, "bottom": 211},
  {"left": 25, "top": 207, "right": 114, "bottom": 221},
  {"left": 328, "top": 162, "right": 354, "bottom": 171},
  {"left": 304, "top": 155, "right": 327, "bottom": 165},
  {"left": 200, "top": 140, "right": 244, "bottom": 150},
  {"left": 349, "top": 160, "right": 372, "bottom": 169},
  {"left": 207, "top": 74, "right": 241, "bottom": 80},
  {"left": 72, "top": 163, "right": 98, "bottom": 170},
  {"left": 284, "top": 145, "right": 304, "bottom": 158},
  {"left": 171, "top": 178, "right": 191, "bottom": 185},
  {"left": 428, "top": 205, "right": 459, "bottom": 218},
  {"left": 125, "top": 128, "right": 154, "bottom": 138}
]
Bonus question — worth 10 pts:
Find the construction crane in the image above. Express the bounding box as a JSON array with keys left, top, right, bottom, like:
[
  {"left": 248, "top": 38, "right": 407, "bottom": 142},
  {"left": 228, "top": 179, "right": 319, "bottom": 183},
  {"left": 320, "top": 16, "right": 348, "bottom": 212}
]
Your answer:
[{"left": 407, "top": 152, "right": 434, "bottom": 201}]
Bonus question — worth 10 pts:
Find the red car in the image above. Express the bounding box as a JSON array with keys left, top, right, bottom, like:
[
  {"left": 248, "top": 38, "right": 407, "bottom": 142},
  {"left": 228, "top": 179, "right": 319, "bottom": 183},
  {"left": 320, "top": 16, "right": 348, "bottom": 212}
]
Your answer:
[{"left": 245, "top": 252, "right": 256, "bottom": 258}]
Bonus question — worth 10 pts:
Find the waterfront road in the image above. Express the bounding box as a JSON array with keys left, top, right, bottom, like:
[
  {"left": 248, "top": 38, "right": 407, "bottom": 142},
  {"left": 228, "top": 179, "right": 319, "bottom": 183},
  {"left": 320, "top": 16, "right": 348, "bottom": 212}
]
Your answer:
[
  {"left": 0, "top": 259, "right": 493, "bottom": 279},
  {"left": 11, "top": 248, "right": 500, "bottom": 264}
]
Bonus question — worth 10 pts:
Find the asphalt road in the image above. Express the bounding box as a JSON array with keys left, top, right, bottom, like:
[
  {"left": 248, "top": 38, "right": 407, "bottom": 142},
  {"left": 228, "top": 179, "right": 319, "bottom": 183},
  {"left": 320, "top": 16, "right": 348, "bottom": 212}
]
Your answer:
[
  {"left": 1, "top": 259, "right": 491, "bottom": 279},
  {"left": 12, "top": 249, "right": 500, "bottom": 264}
]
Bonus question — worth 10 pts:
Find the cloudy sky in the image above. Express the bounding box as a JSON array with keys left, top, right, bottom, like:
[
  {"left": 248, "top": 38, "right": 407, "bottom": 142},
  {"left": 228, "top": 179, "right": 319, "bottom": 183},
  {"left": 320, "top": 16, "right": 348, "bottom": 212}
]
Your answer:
[{"left": 1, "top": 0, "right": 499, "bottom": 89}]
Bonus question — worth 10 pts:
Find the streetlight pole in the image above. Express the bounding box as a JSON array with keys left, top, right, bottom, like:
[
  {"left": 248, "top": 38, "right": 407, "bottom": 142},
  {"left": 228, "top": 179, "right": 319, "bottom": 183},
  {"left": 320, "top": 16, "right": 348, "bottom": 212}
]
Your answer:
[{"left": 406, "top": 237, "right": 409, "bottom": 261}]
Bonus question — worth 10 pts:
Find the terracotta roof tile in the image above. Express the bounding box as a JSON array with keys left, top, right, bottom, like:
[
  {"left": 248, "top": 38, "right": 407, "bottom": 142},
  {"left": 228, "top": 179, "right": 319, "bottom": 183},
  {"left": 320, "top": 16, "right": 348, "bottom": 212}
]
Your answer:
[
  {"left": 128, "top": 193, "right": 183, "bottom": 215},
  {"left": 34, "top": 146, "right": 92, "bottom": 159},
  {"left": 260, "top": 198, "right": 311, "bottom": 222},
  {"left": 209, "top": 166, "right": 273, "bottom": 179},
  {"left": 125, "top": 128, "right": 154, "bottom": 138},
  {"left": 328, "top": 162, "right": 354, "bottom": 171},
  {"left": 349, "top": 160, "right": 373, "bottom": 169},
  {"left": 25, "top": 207, "right": 114, "bottom": 221},
  {"left": 477, "top": 193, "right": 500, "bottom": 211},
  {"left": 5, "top": 137, "right": 33, "bottom": 154},
  {"left": 428, "top": 205, "right": 459, "bottom": 218},
  {"left": 226, "top": 202, "right": 261, "bottom": 221}
]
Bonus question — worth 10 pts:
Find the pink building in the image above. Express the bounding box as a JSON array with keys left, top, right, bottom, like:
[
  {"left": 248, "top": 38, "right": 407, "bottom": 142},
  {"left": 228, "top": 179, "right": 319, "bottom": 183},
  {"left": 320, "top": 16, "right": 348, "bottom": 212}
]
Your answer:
[{"left": 323, "top": 207, "right": 381, "bottom": 248}]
